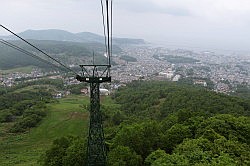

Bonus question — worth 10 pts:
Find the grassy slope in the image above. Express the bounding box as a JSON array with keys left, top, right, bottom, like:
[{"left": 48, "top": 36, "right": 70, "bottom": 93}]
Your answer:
[{"left": 0, "top": 95, "right": 90, "bottom": 165}]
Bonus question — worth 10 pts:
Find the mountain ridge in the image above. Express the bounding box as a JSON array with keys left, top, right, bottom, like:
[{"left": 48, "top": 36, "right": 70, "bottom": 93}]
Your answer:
[{"left": 1, "top": 29, "right": 146, "bottom": 45}]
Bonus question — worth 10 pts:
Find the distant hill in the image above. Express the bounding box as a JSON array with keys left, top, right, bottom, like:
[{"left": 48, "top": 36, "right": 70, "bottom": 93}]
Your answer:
[
  {"left": 0, "top": 29, "right": 144, "bottom": 70},
  {"left": 0, "top": 40, "right": 121, "bottom": 70},
  {"left": 1, "top": 29, "right": 146, "bottom": 45}
]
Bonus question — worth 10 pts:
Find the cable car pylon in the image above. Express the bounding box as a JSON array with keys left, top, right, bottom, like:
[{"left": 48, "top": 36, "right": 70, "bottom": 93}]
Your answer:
[{"left": 76, "top": 0, "right": 113, "bottom": 165}]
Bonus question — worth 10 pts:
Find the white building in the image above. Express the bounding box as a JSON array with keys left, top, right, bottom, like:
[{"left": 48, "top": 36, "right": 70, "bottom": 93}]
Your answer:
[
  {"left": 194, "top": 80, "right": 207, "bottom": 87},
  {"left": 172, "top": 75, "right": 181, "bottom": 82},
  {"left": 100, "top": 88, "right": 110, "bottom": 96}
]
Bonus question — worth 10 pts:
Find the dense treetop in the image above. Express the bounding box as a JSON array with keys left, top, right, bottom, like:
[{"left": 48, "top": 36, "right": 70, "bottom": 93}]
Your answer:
[{"left": 42, "top": 81, "right": 250, "bottom": 165}]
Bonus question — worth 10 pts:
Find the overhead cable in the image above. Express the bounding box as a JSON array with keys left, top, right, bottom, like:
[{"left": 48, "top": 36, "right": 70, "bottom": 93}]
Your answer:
[
  {"left": 0, "top": 24, "right": 78, "bottom": 75},
  {"left": 110, "top": 0, "right": 113, "bottom": 60},
  {"left": 0, "top": 39, "right": 65, "bottom": 71},
  {"left": 100, "top": 0, "right": 113, "bottom": 65},
  {"left": 100, "top": 0, "right": 108, "bottom": 60},
  {"left": 106, "top": 0, "right": 111, "bottom": 65}
]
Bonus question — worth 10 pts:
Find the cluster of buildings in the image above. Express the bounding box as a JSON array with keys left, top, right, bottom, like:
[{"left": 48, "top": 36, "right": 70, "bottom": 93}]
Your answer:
[
  {"left": 1, "top": 46, "right": 249, "bottom": 95},
  {"left": 0, "top": 69, "right": 49, "bottom": 87},
  {"left": 111, "top": 47, "right": 173, "bottom": 83},
  {"left": 111, "top": 46, "right": 250, "bottom": 94}
]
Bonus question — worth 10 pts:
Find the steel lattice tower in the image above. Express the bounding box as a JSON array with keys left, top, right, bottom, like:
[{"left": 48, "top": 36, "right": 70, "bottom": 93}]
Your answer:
[
  {"left": 1, "top": 1, "right": 112, "bottom": 164},
  {"left": 76, "top": 65, "right": 111, "bottom": 166},
  {"left": 76, "top": 1, "right": 112, "bottom": 165}
]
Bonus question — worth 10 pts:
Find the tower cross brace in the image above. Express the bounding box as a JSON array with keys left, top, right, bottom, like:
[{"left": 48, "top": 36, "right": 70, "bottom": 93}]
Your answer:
[{"left": 76, "top": 64, "right": 111, "bottom": 166}]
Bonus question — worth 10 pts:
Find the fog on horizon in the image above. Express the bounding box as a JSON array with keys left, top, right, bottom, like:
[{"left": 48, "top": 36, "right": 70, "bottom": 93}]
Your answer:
[{"left": 1, "top": 0, "right": 250, "bottom": 53}]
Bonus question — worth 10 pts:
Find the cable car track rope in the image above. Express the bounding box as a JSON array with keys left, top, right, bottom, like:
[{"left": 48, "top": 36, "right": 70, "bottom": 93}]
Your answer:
[
  {"left": 0, "top": 39, "right": 64, "bottom": 71},
  {"left": 0, "top": 24, "right": 78, "bottom": 75}
]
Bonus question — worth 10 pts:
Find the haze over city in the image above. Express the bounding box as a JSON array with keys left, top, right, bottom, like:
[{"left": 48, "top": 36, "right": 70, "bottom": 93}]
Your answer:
[
  {"left": 0, "top": 1, "right": 250, "bottom": 165},
  {"left": 1, "top": 0, "right": 250, "bottom": 52}
]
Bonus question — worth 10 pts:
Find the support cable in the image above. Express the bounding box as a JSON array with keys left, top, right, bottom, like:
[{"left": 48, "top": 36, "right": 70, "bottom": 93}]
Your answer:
[
  {"left": 100, "top": 0, "right": 108, "bottom": 63},
  {"left": 110, "top": 0, "right": 113, "bottom": 59},
  {"left": 0, "top": 24, "right": 78, "bottom": 75},
  {"left": 0, "top": 39, "right": 64, "bottom": 71},
  {"left": 106, "top": 0, "right": 111, "bottom": 65}
]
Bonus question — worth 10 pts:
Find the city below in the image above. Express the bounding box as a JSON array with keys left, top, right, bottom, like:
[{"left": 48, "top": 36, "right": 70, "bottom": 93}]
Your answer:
[{"left": 1, "top": 45, "right": 250, "bottom": 95}]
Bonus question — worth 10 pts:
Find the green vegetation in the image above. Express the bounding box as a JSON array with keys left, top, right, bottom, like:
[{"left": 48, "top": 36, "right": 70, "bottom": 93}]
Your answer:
[
  {"left": 40, "top": 136, "right": 87, "bottom": 166},
  {"left": 106, "top": 81, "right": 250, "bottom": 165},
  {"left": 178, "top": 77, "right": 215, "bottom": 90},
  {"left": 0, "top": 40, "right": 122, "bottom": 70},
  {"left": 234, "top": 84, "right": 250, "bottom": 99},
  {"left": 120, "top": 55, "right": 137, "bottom": 62},
  {"left": 66, "top": 83, "right": 88, "bottom": 95},
  {"left": 0, "top": 88, "right": 52, "bottom": 132},
  {"left": 0, "top": 79, "right": 90, "bottom": 165},
  {"left": 0, "top": 95, "right": 90, "bottom": 165},
  {"left": 153, "top": 54, "right": 199, "bottom": 64},
  {"left": 41, "top": 81, "right": 250, "bottom": 165},
  {"left": 1, "top": 78, "right": 64, "bottom": 95},
  {"left": 7, "top": 29, "right": 144, "bottom": 46},
  {"left": 1, "top": 80, "right": 250, "bottom": 165}
]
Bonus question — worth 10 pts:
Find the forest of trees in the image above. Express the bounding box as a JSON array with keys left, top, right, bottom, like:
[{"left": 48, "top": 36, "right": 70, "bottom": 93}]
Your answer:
[
  {"left": 0, "top": 40, "right": 122, "bottom": 70},
  {"left": 41, "top": 81, "right": 250, "bottom": 165},
  {"left": 0, "top": 78, "right": 91, "bottom": 135},
  {"left": 0, "top": 86, "right": 52, "bottom": 133},
  {"left": 0, "top": 77, "right": 76, "bottom": 135}
]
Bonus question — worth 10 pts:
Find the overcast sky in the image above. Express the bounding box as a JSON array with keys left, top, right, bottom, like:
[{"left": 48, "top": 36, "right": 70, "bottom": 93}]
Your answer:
[{"left": 1, "top": 0, "right": 250, "bottom": 52}]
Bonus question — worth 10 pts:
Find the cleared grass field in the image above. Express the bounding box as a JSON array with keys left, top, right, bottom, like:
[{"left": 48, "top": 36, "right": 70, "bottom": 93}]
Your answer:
[{"left": 0, "top": 95, "right": 91, "bottom": 166}]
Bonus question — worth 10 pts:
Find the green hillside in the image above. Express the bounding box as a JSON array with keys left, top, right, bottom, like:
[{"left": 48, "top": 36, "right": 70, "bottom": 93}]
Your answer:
[
  {"left": 40, "top": 81, "right": 250, "bottom": 166},
  {"left": 106, "top": 81, "right": 250, "bottom": 166},
  {"left": 0, "top": 79, "right": 115, "bottom": 165},
  {"left": 2, "top": 29, "right": 146, "bottom": 45},
  {"left": 1, "top": 81, "right": 250, "bottom": 165},
  {"left": 0, "top": 95, "right": 89, "bottom": 165},
  {"left": 0, "top": 40, "right": 121, "bottom": 70}
]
